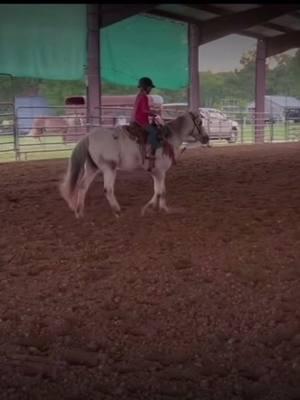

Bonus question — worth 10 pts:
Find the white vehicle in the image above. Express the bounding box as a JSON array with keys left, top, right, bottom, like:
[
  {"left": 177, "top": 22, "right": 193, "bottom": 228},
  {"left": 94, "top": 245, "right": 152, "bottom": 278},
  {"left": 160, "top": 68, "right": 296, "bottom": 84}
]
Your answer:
[{"left": 162, "top": 103, "right": 239, "bottom": 143}]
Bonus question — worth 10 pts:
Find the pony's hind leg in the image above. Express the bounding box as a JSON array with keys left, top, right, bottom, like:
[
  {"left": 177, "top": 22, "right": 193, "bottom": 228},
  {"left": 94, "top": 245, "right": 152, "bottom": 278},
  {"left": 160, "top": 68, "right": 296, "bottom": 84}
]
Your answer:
[
  {"left": 75, "top": 160, "right": 98, "bottom": 218},
  {"left": 102, "top": 167, "right": 121, "bottom": 217}
]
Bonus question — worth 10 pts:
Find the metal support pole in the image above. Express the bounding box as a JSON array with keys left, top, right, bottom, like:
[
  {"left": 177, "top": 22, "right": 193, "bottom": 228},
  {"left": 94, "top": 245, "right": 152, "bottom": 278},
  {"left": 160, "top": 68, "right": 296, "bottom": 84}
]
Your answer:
[
  {"left": 188, "top": 24, "right": 201, "bottom": 112},
  {"left": 255, "top": 39, "right": 266, "bottom": 144},
  {"left": 87, "top": 4, "right": 101, "bottom": 127}
]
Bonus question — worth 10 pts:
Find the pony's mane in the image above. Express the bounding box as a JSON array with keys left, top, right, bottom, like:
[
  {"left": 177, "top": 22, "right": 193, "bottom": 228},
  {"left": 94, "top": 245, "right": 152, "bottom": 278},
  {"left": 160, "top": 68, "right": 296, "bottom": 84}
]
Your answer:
[
  {"left": 163, "top": 112, "right": 191, "bottom": 138},
  {"left": 165, "top": 111, "right": 190, "bottom": 128}
]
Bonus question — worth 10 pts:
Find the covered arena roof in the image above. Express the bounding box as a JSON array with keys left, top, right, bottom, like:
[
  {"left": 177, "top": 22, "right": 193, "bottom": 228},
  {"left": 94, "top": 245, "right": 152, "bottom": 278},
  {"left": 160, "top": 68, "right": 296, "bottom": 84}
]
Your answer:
[{"left": 102, "top": 4, "right": 300, "bottom": 56}]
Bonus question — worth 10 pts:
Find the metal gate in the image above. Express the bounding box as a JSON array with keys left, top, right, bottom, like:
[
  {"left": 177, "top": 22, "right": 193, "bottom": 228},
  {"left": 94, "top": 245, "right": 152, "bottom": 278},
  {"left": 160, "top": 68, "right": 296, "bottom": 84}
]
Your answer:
[
  {"left": 0, "top": 74, "right": 17, "bottom": 160},
  {"left": 286, "top": 118, "right": 300, "bottom": 141},
  {"left": 0, "top": 102, "right": 16, "bottom": 160}
]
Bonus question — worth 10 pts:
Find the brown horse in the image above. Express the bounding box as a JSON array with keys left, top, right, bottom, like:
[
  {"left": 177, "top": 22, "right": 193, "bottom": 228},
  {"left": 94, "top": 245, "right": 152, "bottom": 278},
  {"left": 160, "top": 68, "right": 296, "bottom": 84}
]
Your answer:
[{"left": 29, "top": 116, "right": 70, "bottom": 140}]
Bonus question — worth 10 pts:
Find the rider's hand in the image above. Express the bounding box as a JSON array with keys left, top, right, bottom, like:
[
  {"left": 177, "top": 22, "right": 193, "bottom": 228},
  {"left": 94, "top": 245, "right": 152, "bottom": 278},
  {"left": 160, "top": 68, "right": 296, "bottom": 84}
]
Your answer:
[{"left": 154, "top": 115, "right": 164, "bottom": 125}]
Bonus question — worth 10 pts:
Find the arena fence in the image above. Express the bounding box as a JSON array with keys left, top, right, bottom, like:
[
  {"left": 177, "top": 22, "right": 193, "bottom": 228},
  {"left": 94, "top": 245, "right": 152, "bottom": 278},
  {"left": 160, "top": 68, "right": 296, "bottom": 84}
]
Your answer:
[
  {"left": 0, "top": 105, "right": 299, "bottom": 163},
  {"left": 223, "top": 111, "right": 300, "bottom": 145},
  {"left": 0, "top": 102, "right": 16, "bottom": 161}
]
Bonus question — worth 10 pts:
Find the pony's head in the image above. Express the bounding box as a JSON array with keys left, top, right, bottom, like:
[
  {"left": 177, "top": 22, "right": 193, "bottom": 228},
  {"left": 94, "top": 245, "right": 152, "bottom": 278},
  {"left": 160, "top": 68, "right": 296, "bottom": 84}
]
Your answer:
[
  {"left": 165, "top": 111, "right": 210, "bottom": 146},
  {"left": 188, "top": 111, "right": 210, "bottom": 145}
]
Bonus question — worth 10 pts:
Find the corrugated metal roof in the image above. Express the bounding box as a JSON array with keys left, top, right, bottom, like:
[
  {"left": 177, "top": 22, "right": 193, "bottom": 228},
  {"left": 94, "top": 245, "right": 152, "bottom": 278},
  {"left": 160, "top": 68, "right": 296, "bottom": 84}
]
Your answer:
[
  {"left": 245, "top": 25, "right": 284, "bottom": 38},
  {"left": 150, "top": 4, "right": 300, "bottom": 41},
  {"left": 158, "top": 4, "right": 216, "bottom": 21},
  {"left": 106, "top": 4, "right": 299, "bottom": 52},
  {"left": 214, "top": 4, "right": 260, "bottom": 12},
  {"left": 271, "top": 14, "right": 300, "bottom": 31}
]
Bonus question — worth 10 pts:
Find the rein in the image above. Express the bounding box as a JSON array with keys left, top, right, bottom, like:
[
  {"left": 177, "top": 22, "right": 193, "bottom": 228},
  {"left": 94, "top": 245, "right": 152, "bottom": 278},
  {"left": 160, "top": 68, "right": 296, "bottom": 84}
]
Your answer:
[{"left": 189, "top": 111, "right": 203, "bottom": 137}]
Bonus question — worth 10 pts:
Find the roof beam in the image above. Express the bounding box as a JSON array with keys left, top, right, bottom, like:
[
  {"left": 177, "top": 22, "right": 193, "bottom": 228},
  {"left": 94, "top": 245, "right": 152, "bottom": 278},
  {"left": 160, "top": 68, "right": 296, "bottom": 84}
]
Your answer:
[
  {"left": 266, "top": 31, "right": 300, "bottom": 57},
  {"left": 186, "top": 4, "right": 298, "bottom": 36},
  {"left": 199, "top": 5, "right": 300, "bottom": 44},
  {"left": 264, "top": 22, "right": 295, "bottom": 34},
  {"left": 289, "top": 11, "right": 300, "bottom": 19},
  {"left": 101, "top": 4, "right": 158, "bottom": 27},
  {"left": 148, "top": 9, "right": 264, "bottom": 40},
  {"left": 149, "top": 9, "right": 201, "bottom": 26},
  {"left": 188, "top": 4, "right": 238, "bottom": 15}
]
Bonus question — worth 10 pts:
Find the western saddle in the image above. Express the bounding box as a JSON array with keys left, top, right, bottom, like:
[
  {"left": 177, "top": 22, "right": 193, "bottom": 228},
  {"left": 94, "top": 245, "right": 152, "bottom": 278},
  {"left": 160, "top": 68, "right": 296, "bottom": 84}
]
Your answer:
[{"left": 123, "top": 122, "right": 175, "bottom": 170}]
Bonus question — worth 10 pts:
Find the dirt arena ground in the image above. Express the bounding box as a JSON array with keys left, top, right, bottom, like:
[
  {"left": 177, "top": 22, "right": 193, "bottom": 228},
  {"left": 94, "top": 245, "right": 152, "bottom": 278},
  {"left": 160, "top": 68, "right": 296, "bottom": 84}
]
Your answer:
[{"left": 0, "top": 143, "right": 299, "bottom": 400}]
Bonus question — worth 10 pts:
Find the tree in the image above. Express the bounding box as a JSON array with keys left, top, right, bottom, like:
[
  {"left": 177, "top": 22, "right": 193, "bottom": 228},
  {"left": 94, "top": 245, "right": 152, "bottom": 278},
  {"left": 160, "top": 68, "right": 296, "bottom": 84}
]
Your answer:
[{"left": 0, "top": 49, "right": 298, "bottom": 109}]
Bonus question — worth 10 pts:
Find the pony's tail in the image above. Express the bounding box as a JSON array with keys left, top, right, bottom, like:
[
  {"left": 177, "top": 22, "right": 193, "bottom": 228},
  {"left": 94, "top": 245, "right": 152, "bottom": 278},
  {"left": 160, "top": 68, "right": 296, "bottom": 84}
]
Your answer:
[{"left": 59, "top": 136, "right": 89, "bottom": 209}]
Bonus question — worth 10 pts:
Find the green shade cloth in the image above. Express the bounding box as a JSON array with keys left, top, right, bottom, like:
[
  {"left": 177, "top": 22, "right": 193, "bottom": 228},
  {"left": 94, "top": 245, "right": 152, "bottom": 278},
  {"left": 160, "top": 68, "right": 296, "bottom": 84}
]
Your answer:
[{"left": 0, "top": 5, "right": 188, "bottom": 90}]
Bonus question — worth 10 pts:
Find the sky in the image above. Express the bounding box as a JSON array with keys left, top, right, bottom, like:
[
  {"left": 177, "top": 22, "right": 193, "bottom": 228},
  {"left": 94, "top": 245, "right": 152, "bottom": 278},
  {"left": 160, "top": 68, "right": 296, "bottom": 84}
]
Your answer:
[{"left": 199, "top": 34, "right": 297, "bottom": 72}]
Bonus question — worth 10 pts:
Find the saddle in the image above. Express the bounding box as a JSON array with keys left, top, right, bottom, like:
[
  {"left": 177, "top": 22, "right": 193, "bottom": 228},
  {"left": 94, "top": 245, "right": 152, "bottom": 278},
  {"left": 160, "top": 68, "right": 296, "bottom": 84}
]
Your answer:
[
  {"left": 125, "top": 122, "right": 148, "bottom": 147},
  {"left": 124, "top": 122, "right": 176, "bottom": 168}
]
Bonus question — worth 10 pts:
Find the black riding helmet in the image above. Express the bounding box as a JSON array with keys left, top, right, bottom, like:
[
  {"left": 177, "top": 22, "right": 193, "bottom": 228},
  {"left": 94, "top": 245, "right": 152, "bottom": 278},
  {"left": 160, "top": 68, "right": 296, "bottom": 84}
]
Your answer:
[{"left": 138, "top": 77, "right": 155, "bottom": 89}]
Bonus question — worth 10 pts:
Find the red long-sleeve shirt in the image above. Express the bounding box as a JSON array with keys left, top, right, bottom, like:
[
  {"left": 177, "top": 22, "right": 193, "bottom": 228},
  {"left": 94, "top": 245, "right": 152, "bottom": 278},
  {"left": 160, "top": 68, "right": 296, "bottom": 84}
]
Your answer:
[{"left": 132, "top": 93, "right": 151, "bottom": 127}]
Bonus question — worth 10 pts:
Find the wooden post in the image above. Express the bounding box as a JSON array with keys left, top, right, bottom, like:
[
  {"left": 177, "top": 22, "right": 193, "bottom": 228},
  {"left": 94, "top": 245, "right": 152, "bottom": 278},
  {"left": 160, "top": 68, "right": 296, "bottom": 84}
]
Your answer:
[
  {"left": 188, "top": 23, "right": 201, "bottom": 111},
  {"left": 255, "top": 39, "right": 266, "bottom": 144},
  {"left": 87, "top": 4, "right": 101, "bottom": 126}
]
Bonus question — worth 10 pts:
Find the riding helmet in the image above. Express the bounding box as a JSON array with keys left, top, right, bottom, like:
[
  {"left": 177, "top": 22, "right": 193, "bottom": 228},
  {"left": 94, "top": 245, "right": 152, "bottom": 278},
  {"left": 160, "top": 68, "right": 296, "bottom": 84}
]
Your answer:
[{"left": 138, "top": 77, "right": 155, "bottom": 89}]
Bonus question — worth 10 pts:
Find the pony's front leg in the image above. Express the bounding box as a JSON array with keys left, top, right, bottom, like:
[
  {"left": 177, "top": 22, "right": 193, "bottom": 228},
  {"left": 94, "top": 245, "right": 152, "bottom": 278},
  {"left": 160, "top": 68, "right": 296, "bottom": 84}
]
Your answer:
[
  {"left": 141, "top": 171, "right": 169, "bottom": 216},
  {"left": 157, "top": 173, "right": 169, "bottom": 213},
  {"left": 103, "top": 167, "right": 121, "bottom": 217}
]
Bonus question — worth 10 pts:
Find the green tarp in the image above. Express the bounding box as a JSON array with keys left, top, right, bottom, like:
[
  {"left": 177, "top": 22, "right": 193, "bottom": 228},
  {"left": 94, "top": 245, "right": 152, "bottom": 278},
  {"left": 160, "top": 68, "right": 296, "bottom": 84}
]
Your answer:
[
  {"left": 0, "top": 4, "right": 87, "bottom": 80},
  {"left": 102, "top": 15, "right": 188, "bottom": 89},
  {"left": 0, "top": 5, "right": 188, "bottom": 90}
]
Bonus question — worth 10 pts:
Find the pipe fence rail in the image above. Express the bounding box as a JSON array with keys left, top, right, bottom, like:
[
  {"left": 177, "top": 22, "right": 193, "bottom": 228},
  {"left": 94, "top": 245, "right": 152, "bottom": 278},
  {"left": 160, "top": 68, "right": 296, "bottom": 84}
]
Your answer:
[{"left": 0, "top": 105, "right": 299, "bottom": 163}]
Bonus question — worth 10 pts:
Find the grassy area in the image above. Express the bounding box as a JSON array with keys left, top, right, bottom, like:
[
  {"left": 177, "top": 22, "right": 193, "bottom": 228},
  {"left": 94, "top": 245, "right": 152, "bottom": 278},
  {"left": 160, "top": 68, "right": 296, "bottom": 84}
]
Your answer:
[
  {"left": 239, "top": 123, "right": 300, "bottom": 143},
  {"left": 0, "top": 123, "right": 299, "bottom": 163},
  {"left": 0, "top": 134, "right": 74, "bottom": 162},
  {"left": 0, "top": 135, "right": 17, "bottom": 162}
]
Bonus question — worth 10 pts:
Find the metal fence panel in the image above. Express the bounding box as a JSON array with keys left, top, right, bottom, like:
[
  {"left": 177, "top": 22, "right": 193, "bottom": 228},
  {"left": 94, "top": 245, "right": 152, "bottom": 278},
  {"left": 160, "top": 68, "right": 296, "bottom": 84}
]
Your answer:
[
  {"left": 0, "top": 104, "right": 299, "bottom": 163},
  {"left": 0, "top": 102, "right": 16, "bottom": 160}
]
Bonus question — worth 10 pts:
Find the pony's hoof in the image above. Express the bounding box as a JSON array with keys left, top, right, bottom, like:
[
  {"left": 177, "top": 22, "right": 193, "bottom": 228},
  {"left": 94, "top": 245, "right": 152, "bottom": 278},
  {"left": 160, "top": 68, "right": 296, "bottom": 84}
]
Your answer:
[
  {"left": 141, "top": 207, "right": 151, "bottom": 217},
  {"left": 75, "top": 211, "right": 84, "bottom": 219},
  {"left": 141, "top": 203, "right": 156, "bottom": 216},
  {"left": 114, "top": 210, "right": 121, "bottom": 218},
  {"left": 160, "top": 206, "right": 185, "bottom": 215}
]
